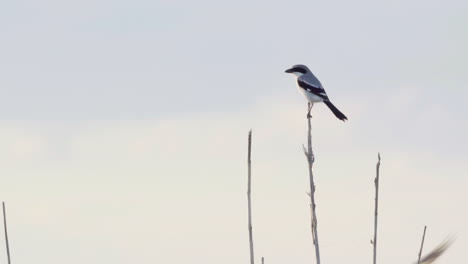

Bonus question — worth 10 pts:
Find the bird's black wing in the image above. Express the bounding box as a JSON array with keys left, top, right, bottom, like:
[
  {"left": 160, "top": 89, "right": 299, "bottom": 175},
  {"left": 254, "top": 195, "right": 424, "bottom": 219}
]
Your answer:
[{"left": 297, "top": 79, "right": 328, "bottom": 100}]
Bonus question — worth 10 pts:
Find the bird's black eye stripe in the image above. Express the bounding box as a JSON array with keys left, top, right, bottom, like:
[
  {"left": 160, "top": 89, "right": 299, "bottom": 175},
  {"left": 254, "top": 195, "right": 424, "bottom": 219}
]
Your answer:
[{"left": 292, "top": 67, "right": 307, "bottom": 74}]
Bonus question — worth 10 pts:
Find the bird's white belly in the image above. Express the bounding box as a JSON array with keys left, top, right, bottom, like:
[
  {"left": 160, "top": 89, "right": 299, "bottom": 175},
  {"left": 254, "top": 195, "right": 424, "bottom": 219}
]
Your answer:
[{"left": 298, "top": 86, "right": 324, "bottom": 103}]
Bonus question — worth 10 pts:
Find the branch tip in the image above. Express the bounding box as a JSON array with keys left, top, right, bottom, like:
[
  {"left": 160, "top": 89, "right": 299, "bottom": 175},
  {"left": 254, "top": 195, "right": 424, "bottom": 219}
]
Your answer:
[{"left": 302, "top": 144, "right": 308, "bottom": 156}]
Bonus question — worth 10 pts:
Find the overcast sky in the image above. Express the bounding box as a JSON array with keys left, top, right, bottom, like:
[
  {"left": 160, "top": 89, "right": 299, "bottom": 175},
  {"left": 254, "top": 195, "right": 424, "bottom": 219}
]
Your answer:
[{"left": 0, "top": 0, "right": 467, "bottom": 263}]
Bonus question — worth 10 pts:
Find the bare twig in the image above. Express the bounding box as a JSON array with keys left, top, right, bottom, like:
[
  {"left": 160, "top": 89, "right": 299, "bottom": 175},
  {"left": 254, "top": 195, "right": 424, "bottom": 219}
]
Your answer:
[
  {"left": 417, "top": 238, "right": 453, "bottom": 264},
  {"left": 306, "top": 192, "right": 314, "bottom": 243},
  {"left": 417, "top": 226, "right": 427, "bottom": 264},
  {"left": 247, "top": 130, "right": 255, "bottom": 264},
  {"left": 304, "top": 102, "right": 320, "bottom": 264},
  {"left": 3, "top": 202, "right": 11, "bottom": 264},
  {"left": 372, "top": 153, "right": 381, "bottom": 264}
]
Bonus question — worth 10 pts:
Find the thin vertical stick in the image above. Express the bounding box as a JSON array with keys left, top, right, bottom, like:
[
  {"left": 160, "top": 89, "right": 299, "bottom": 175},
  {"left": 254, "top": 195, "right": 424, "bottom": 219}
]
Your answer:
[
  {"left": 302, "top": 103, "right": 321, "bottom": 264},
  {"left": 247, "top": 130, "right": 255, "bottom": 264},
  {"left": 3, "top": 202, "right": 11, "bottom": 264},
  {"left": 261, "top": 257, "right": 264, "bottom": 264},
  {"left": 417, "top": 226, "right": 427, "bottom": 264},
  {"left": 372, "top": 153, "right": 381, "bottom": 264}
]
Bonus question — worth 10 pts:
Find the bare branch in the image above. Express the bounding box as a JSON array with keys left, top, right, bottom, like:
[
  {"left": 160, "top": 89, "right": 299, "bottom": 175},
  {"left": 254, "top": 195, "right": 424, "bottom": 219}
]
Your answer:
[
  {"left": 373, "top": 153, "right": 381, "bottom": 264},
  {"left": 417, "top": 226, "right": 427, "bottom": 264},
  {"left": 304, "top": 103, "right": 321, "bottom": 264},
  {"left": 247, "top": 130, "right": 255, "bottom": 264},
  {"left": 3, "top": 201, "right": 11, "bottom": 264}
]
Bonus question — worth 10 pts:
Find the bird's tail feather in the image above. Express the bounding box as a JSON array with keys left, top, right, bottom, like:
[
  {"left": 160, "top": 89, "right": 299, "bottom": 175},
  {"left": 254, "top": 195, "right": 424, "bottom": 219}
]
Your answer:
[{"left": 324, "top": 100, "right": 347, "bottom": 121}]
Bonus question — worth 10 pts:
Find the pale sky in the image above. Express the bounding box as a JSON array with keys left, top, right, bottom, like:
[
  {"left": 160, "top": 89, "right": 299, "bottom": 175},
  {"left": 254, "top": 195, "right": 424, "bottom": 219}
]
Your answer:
[{"left": 0, "top": 0, "right": 467, "bottom": 264}]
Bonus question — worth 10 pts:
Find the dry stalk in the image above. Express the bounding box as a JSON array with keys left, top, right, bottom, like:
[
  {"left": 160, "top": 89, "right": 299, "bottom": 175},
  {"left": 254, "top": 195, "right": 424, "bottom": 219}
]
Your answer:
[
  {"left": 247, "top": 130, "right": 255, "bottom": 264},
  {"left": 303, "top": 103, "right": 320, "bottom": 264},
  {"left": 372, "top": 153, "right": 381, "bottom": 264},
  {"left": 3, "top": 202, "right": 11, "bottom": 264},
  {"left": 417, "top": 226, "right": 427, "bottom": 264}
]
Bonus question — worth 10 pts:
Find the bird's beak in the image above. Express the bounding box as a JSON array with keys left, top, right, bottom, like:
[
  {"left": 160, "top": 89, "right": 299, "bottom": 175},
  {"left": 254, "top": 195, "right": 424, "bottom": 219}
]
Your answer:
[{"left": 285, "top": 68, "right": 293, "bottom": 73}]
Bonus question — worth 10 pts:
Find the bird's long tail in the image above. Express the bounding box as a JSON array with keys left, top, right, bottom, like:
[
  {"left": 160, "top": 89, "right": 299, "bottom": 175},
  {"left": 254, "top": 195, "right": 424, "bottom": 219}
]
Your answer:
[{"left": 324, "top": 100, "right": 348, "bottom": 121}]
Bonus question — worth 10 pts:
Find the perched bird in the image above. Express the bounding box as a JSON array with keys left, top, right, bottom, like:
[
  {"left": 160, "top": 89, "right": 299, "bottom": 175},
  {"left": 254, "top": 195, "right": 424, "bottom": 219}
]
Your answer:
[{"left": 285, "top": 64, "right": 347, "bottom": 121}]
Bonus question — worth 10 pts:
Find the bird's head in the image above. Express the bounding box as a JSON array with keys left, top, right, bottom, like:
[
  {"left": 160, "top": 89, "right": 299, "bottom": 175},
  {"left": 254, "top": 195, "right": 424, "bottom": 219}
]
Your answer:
[{"left": 285, "top": 64, "right": 310, "bottom": 77}]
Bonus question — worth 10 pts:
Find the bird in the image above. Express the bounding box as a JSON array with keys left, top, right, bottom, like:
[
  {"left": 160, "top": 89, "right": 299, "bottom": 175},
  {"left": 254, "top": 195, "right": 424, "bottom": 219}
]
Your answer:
[
  {"left": 417, "top": 238, "right": 453, "bottom": 264},
  {"left": 285, "top": 64, "right": 347, "bottom": 121}
]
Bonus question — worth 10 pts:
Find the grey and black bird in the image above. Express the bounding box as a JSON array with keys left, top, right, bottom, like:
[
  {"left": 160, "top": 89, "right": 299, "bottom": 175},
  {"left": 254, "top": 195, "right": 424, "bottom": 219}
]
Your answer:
[{"left": 285, "top": 64, "right": 347, "bottom": 121}]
